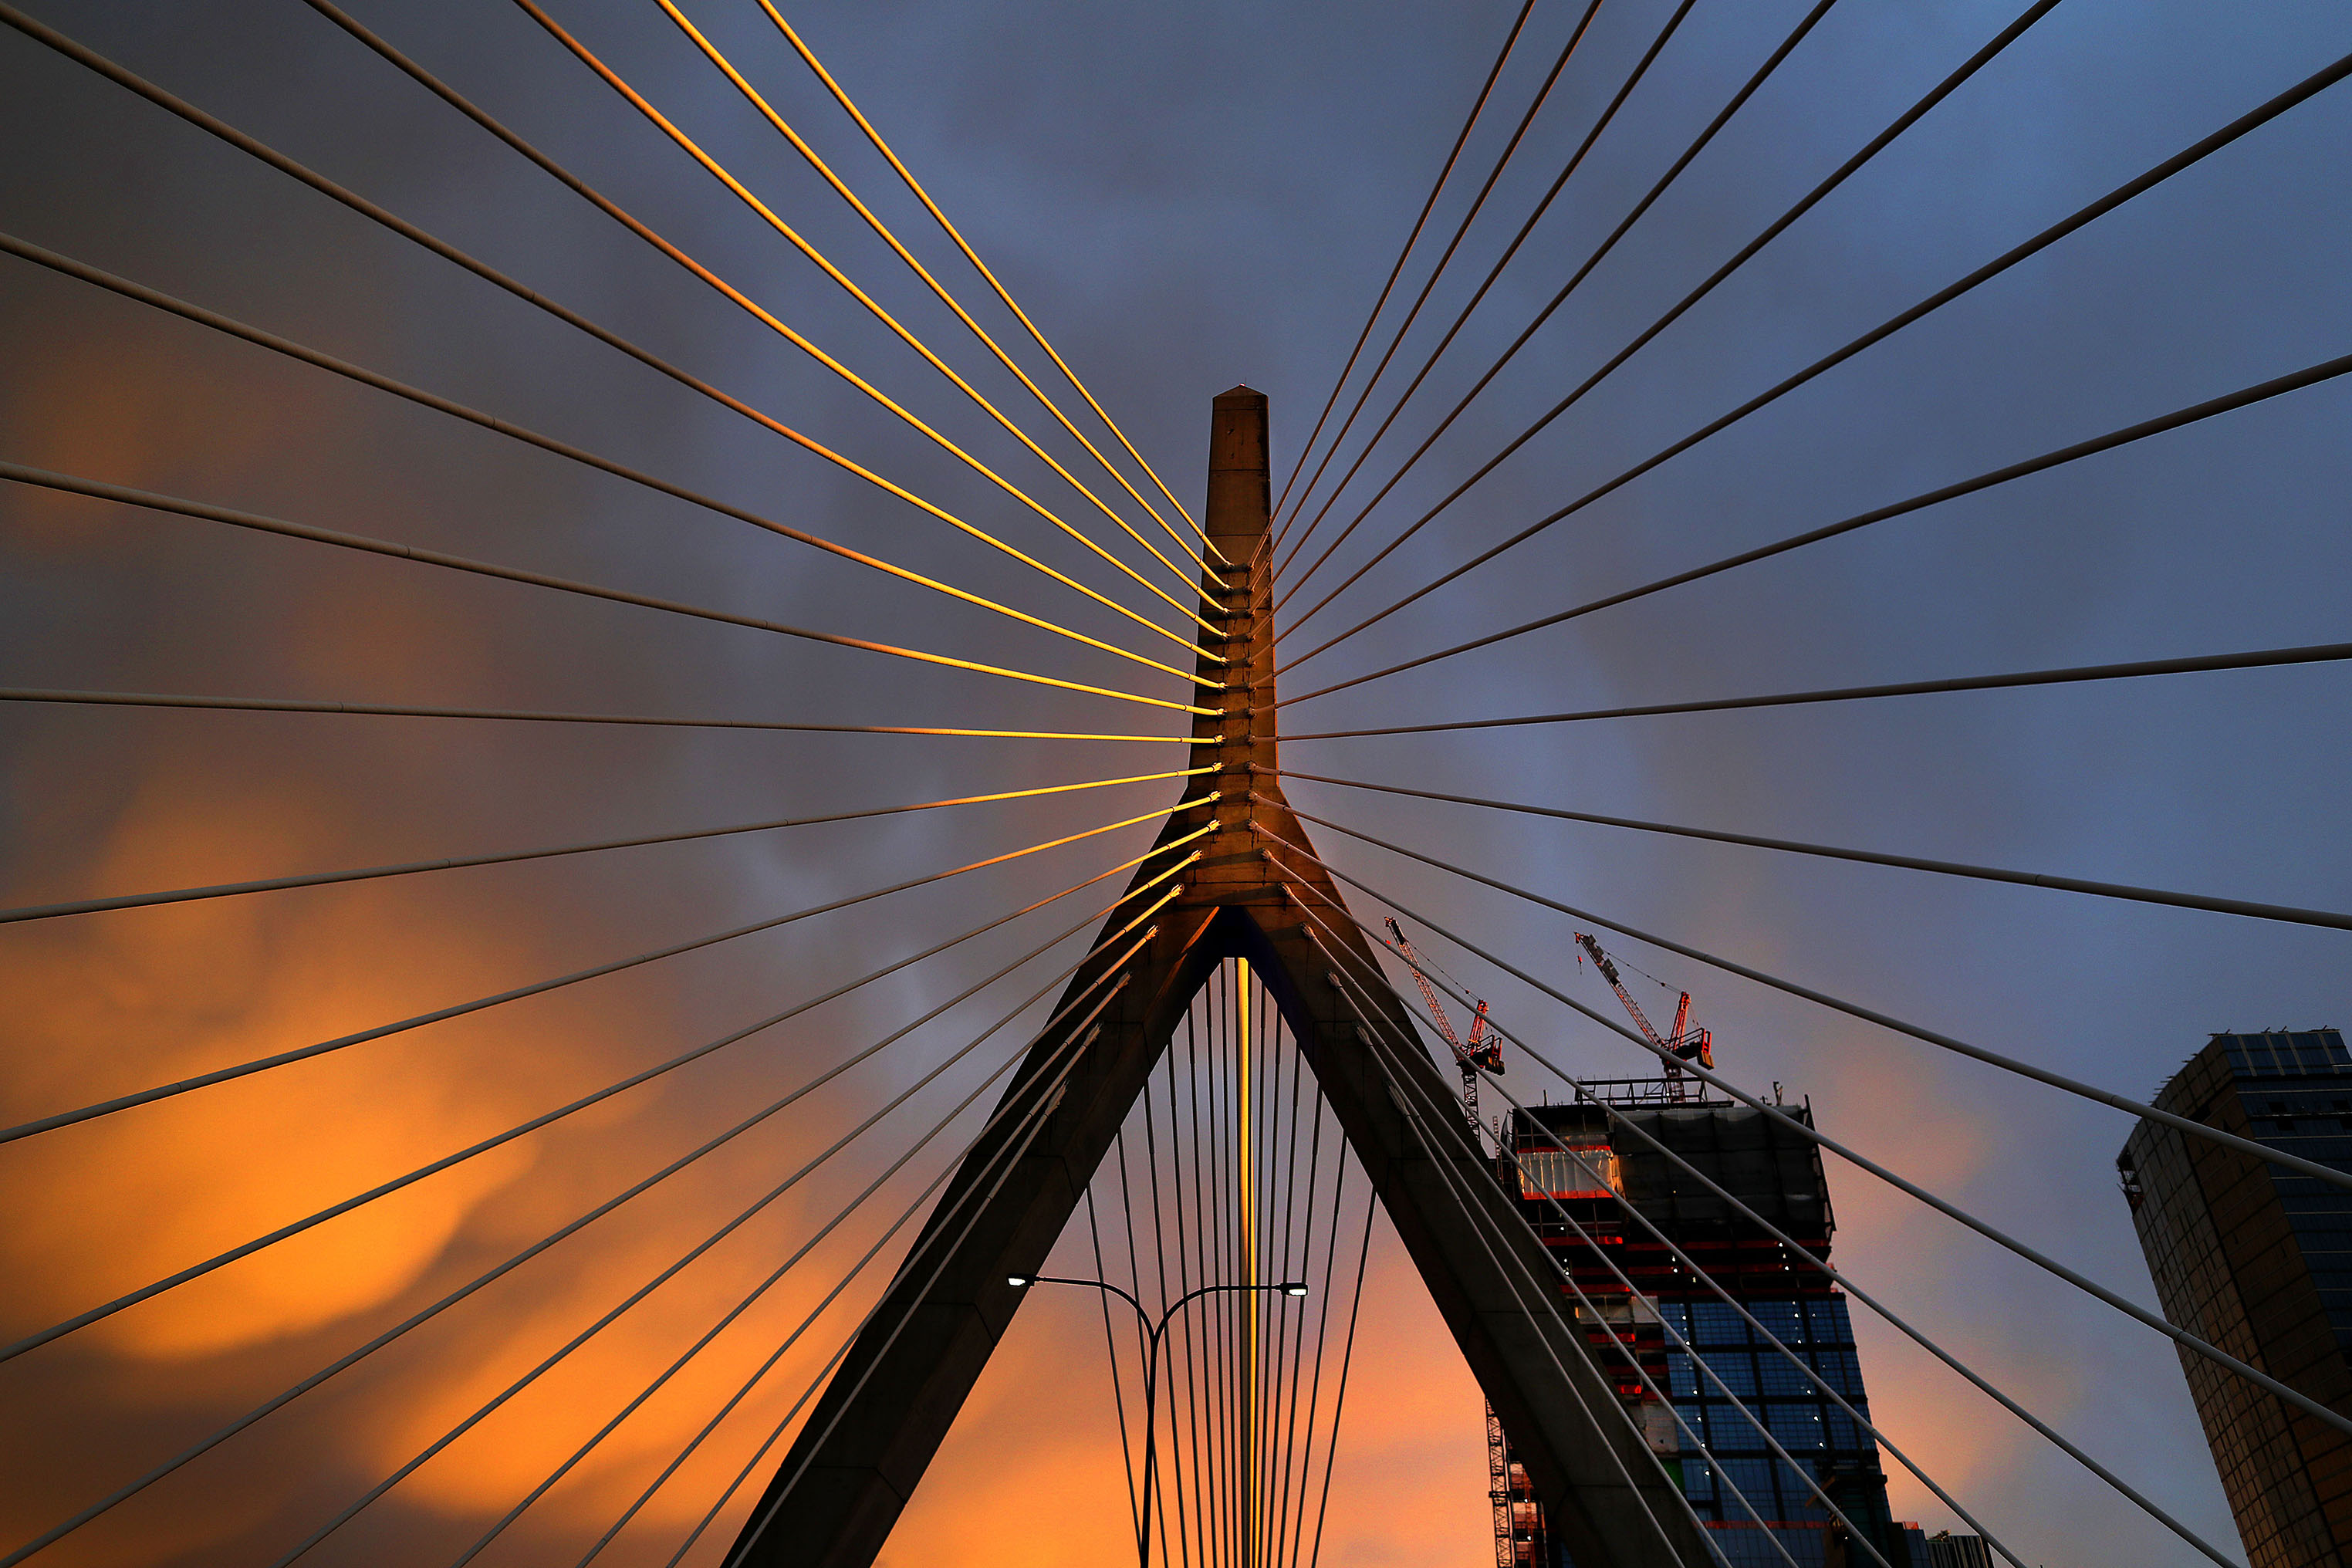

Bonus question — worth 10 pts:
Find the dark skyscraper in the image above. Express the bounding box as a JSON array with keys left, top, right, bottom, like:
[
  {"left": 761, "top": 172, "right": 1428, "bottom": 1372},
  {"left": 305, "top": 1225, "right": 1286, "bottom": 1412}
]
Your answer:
[{"left": 2120, "top": 1029, "right": 2352, "bottom": 1568}]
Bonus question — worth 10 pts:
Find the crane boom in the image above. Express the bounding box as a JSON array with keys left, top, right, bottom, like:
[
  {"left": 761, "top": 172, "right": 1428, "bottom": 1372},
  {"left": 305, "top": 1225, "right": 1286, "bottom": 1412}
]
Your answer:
[
  {"left": 1385, "top": 917, "right": 1499, "bottom": 1141},
  {"left": 1573, "top": 932, "right": 1713, "bottom": 1099},
  {"left": 1390, "top": 918, "right": 1463, "bottom": 1051}
]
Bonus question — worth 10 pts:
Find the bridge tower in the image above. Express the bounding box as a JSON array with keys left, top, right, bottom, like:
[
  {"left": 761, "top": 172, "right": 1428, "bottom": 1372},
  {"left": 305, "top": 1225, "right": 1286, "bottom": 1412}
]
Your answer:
[{"left": 726, "top": 389, "right": 1710, "bottom": 1568}]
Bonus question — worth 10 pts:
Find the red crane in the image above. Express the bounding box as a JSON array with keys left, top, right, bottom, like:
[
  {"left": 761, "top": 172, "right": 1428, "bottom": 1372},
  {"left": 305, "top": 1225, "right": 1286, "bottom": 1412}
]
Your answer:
[
  {"left": 1384, "top": 917, "right": 1502, "bottom": 1141},
  {"left": 1573, "top": 933, "right": 1712, "bottom": 1100}
]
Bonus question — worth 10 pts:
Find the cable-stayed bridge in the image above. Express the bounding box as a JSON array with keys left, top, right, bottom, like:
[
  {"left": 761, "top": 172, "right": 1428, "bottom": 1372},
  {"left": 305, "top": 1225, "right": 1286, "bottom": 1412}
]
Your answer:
[{"left": 1, "top": 2, "right": 2347, "bottom": 1566}]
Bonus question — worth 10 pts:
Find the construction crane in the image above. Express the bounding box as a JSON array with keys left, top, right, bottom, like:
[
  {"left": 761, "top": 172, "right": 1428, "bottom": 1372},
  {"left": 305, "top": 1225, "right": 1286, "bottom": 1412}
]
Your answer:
[
  {"left": 1384, "top": 917, "right": 1502, "bottom": 1141},
  {"left": 1573, "top": 932, "right": 1712, "bottom": 1100}
]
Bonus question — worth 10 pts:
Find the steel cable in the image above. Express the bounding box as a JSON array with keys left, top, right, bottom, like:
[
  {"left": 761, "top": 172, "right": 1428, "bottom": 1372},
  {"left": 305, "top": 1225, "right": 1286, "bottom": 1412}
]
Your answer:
[
  {"left": 647, "top": 0, "right": 1209, "bottom": 581},
  {"left": 0, "top": 767, "right": 1209, "bottom": 927},
  {"left": 1489, "top": 1053, "right": 2080, "bottom": 1568},
  {"left": 0, "top": 2, "right": 1211, "bottom": 650},
  {"left": 566, "top": 934, "right": 1156, "bottom": 1566},
  {"left": 1086, "top": 1179, "right": 1147, "bottom": 1549},
  {"left": 1309, "top": 948, "right": 1739, "bottom": 1567},
  {"left": 1258, "top": 1010, "right": 1309, "bottom": 1566},
  {"left": 750, "top": 0, "right": 1212, "bottom": 551},
  {"left": 715, "top": 968, "right": 1143, "bottom": 1563},
  {"left": 1276, "top": 0, "right": 2069, "bottom": 644},
  {"left": 1303, "top": 1184, "right": 1376, "bottom": 1568},
  {"left": 1181, "top": 1007, "right": 1215, "bottom": 1567},
  {"left": 0, "top": 229, "right": 1212, "bottom": 674},
  {"left": 1265, "top": 1035, "right": 1316, "bottom": 1566},
  {"left": 1309, "top": 930, "right": 1779, "bottom": 1568},
  {"left": 269, "top": 878, "right": 1174, "bottom": 1567},
  {"left": 1211, "top": 973, "right": 1239, "bottom": 1568},
  {"left": 0, "top": 886, "right": 1167, "bottom": 1568},
  {"left": 1296, "top": 900, "right": 1991, "bottom": 1567},
  {"left": 1111, "top": 1127, "right": 1175, "bottom": 1567},
  {"left": 1280, "top": 1110, "right": 1347, "bottom": 1568},
  {"left": 1273, "top": 0, "right": 1838, "bottom": 612},
  {"left": 1279, "top": 1021, "right": 1331, "bottom": 1568},
  {"left": 511, "top": 0, "right": 1211, "bottom": 615},
  {"left": 0, "top": 854, "right": 1193, "bottom": 1368},
  {"left": 1269, "top": 0, "right": 1540, "bottom": 544},
  {"left": 1262, "top": 791, "right": 2352, "bottom": 1192},
  {"left": 1345, "top": 897, "right": 2240, "bottom": 1566},
  {"left": 0, "top": 681, "right": 1196, "bottom": 742},
  {"left": 0, "top": 461, "right": 1218, "bottom": 716},
  {"left": 1276, "top": 0, "right": 1701, "bottom": 603},
  {"left": 1268, "top": 766, "right": 2352, "bottom": 934},
  {"left": 1249, "top": 819, "right": 2352, "bottom": 1443},
  {"left": 1269, "top": 640, "right": 2352, "bottom": 738},
  {"left": 1141, "top": 1066, "right": 1191, "bottom": 1567},
  {"left": 447, "top": 928, "right": 1161, "bottom": 1568},
  {"left": 660, "top": 975, "right": 1136, "bottom": 1568},
  {"left": 1276, "top": 345, "right": 2352, "bottom": 706},
  {"left": 1282, "top": 32, "right": 2352, "bottom": 662},
  {"left": 1275, "top": 0, "right": 1607, "bottom": 575},
  {"left": 0, "top": 813, "right": 1213, "bottom": 1147}
]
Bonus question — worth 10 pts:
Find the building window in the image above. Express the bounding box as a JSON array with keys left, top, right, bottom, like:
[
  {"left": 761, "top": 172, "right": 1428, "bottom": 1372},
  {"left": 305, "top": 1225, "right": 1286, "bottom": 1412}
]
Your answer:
[
  {"left": 1766, "top": 1404, "right": 1829, "bottom": 1450},
  {"left": 1717, "top": 1458, "right": 1777, "bottom": 1505},
  {"left": 1515, "top": 1144, "right": 1619, "bottom": 1199},
  {"left": 1708, "top": 1407, "right": 1769, "bottom": 1451},
  {"left": 1692, "top": 1303, "right": 1746, "bottom": 1344},
  {"left": 1806, "top": 1297, "right": 1855, "bottom": 1343},
  {"left": 1701, "top": 1352, "right": 1758, "bottom": 1398}
]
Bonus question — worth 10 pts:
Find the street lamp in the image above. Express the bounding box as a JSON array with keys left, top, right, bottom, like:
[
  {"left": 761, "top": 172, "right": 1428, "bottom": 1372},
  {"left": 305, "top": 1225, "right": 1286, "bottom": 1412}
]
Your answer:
[{"left": 1005, "top": 1273, "right": 1309, "bottom": 1566}]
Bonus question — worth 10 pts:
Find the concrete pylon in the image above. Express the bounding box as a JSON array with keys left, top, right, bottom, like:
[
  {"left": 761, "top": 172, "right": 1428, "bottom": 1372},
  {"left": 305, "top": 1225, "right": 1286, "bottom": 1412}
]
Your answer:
[{"left": 727, "top": 387, "right": 1710, "bottom": 1568}]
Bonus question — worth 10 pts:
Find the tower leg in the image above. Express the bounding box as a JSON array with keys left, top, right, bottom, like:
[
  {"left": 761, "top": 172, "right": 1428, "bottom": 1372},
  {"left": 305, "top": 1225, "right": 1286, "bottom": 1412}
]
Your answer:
[{"left": 723, "top": 389, "right": 1709, "bottom": 1568}]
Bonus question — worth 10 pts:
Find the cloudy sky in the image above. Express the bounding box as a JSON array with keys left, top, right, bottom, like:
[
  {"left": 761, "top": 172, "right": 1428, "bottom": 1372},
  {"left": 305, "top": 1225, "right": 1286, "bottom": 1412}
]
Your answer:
[{"left": 2, "top": 0, "right": 2347, "bottom": 1564}]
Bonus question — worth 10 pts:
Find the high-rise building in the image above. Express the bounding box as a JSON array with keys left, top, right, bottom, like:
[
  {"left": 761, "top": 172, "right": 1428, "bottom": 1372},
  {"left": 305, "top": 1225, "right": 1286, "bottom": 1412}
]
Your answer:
[
  {"left": 2119, "top": 1029, "right": 2352, "bottom": 1568},
  {"left": 1499, "top": 1079, "right": 1918, "bottom": 1568}
]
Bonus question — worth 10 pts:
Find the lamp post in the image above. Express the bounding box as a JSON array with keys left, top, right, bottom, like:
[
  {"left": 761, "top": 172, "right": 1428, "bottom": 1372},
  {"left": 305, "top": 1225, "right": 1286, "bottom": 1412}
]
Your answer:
[{"left": 1007, "top": 1273, "right": 1308, "bottom": 1567}]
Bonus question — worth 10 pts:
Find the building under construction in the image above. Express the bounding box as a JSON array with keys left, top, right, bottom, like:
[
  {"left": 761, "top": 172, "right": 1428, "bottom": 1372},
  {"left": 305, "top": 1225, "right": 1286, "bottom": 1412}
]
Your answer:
[
  {"left": 1377, "top": 925, "right": 1926, "bottom": 1566},
  {"left": 1492, "top": 1078, "right": 1922, "bottom": 1568}
]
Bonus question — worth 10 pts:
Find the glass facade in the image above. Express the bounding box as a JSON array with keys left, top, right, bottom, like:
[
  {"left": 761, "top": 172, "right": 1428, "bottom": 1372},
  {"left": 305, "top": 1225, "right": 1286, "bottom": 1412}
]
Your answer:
[
  {"left": 2120, "top": 1029, "right": 2352, "bottom": 1568},
  {"left": 1503, "top": 1093, "right": 1931, "bottom": 1568},
  {"left": 1662, "top": 1294, "right": 1904, "bottom": 1564}
]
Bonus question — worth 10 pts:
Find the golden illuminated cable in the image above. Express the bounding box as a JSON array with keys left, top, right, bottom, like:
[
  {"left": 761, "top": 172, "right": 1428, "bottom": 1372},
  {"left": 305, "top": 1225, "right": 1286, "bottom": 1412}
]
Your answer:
[
  {"left": 752, "top": 0, "right": 1218, "bottom": 561},
  {"left": 0, "top": 796, "right": 1208, "bottom": 1379},
  {"left": 56, "top": 0, "right": 1211, "bottom": 665},
  {"left": 5, "top": 221, "right": 1201, "bottom": 681},
  {"left": 1238, "top": 956, "right": 1259, "bottom": 1567},
  {"left": 230, "top": 853, "right": 1206, "bottom": 1568},
  {"left": 2, "top": 819, "right": 1220, "bottom": 1151},
  {"left": 0, "top": 765, "right": 1215, "bottom": 926},
  {"left": 0, "top": 843, "right": 1199, "bottom": 1568},
  {"left": 657, "top": 0, "right": 1211, "bottom": 579},
  {"left": 651, "top": 0, "right": 1207, "bottom": 583},
  {"left": 0, "top": 684, "right": 1215, "bottom": 743},
  {"left": 514, "top": 0, "right": 1218, "bottom": 632},
  {"left": 1, "top": 462, "right": 1222, "bottom": 718}
]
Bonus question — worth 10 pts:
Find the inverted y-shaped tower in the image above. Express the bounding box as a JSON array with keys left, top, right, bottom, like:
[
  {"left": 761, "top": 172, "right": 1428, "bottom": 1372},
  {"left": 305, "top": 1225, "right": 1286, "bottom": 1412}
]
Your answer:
[{"left": 729, "top": 387, "right": 1708, "bottom": 1568}]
